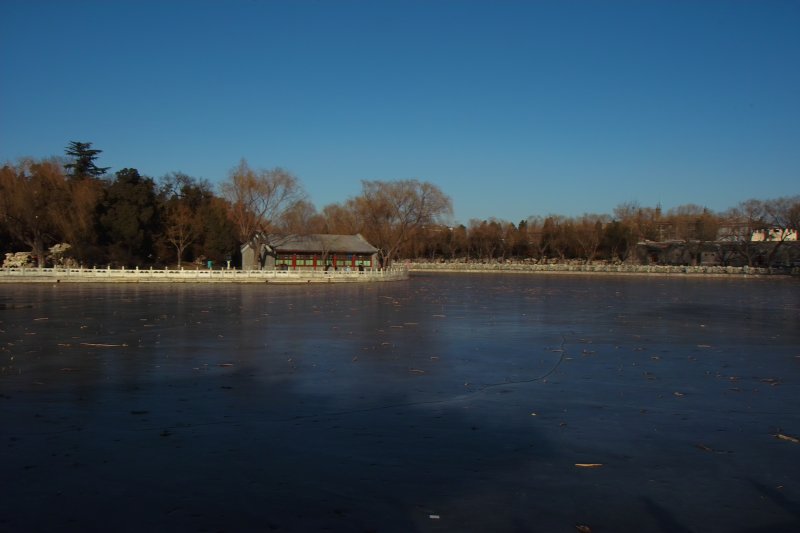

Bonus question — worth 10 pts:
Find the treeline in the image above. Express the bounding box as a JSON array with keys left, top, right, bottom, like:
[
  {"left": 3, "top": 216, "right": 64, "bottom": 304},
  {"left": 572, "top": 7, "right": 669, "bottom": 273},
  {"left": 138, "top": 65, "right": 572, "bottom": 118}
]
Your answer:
[
  {"left": 0, "top": 142, "right": 452, "bottom": 268},
  {"left": 1, "top": 142, "right": 798, "bottom": 268},
  {"left": 1, "top": 150, "right": 237, "bottom": 268},
  {"left": 403, "top": 197, "right": 799, "bottom": 266}
]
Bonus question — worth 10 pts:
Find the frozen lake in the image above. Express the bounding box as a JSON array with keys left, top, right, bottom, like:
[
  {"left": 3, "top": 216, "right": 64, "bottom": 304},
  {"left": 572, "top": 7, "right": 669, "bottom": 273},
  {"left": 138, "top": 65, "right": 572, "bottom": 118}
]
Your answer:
[{"left": 1, "top": 273, "right": 799, "bottom": 532}]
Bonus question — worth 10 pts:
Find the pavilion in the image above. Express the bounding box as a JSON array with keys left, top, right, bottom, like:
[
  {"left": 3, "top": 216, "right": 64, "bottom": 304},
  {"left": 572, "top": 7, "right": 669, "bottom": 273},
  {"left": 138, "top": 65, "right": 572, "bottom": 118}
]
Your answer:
[{"left": 240, "top": 234, "right": 379, "bottom": 271}]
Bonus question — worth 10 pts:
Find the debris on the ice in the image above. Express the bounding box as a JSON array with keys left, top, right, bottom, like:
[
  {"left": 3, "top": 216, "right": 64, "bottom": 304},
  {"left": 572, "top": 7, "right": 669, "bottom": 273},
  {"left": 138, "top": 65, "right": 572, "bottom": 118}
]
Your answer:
[
  {"left": 775, "top": 433, "right": 799, "bottom": 444},
  {"left": 80, "top": 343, "right": 127, "bottom": 347}
]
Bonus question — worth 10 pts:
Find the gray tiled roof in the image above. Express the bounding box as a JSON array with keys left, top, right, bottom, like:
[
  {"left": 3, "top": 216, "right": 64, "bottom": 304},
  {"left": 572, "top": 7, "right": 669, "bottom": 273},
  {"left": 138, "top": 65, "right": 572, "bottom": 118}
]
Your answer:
[{"left": 266, "top": 234, "right": 378, "bottom": 254}]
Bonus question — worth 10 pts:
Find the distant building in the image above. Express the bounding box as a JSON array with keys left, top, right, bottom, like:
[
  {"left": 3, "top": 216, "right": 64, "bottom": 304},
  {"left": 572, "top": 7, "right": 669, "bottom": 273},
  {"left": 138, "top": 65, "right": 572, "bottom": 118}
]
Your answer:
[
  {"left": 750, "top": 228, "right": 798, "bottom": 242},
  {"left": 240, "top": 234, "right": 379, "bottom": 271},
  {"left": 716, "top": 222, "right": 752, "bottom": 243},
  {"left": 717, "top": 221, "right": 798, "bottom": 243}
]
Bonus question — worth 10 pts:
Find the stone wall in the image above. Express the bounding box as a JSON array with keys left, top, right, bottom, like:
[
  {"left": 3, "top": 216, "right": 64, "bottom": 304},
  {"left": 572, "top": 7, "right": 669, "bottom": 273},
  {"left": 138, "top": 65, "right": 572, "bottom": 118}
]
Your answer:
[{"left": 406, "top": 261, "right": 786, "bottom": 276}]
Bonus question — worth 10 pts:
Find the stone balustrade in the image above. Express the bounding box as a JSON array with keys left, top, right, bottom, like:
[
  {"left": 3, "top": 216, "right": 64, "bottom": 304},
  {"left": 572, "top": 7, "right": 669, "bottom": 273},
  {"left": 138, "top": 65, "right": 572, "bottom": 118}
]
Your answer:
[{"left": 0, "top": 266, "right": 409, "bottom": 283}]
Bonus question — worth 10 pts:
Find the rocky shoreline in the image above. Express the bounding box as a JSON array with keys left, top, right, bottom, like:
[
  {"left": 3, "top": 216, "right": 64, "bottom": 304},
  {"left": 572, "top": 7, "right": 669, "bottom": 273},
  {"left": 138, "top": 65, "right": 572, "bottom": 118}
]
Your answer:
[{"left": 406, "top": 261, "right": 798, "bottom": 277}]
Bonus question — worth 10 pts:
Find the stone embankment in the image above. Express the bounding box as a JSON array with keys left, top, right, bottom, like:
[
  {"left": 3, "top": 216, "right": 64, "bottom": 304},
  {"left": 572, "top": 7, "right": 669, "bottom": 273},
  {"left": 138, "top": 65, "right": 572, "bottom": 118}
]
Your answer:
[
  {"left": 0, "top": 267, "right": 408, "bottom": 284},
  {"left": 407, "top": 261, "right": 797, "bottom": 277}
]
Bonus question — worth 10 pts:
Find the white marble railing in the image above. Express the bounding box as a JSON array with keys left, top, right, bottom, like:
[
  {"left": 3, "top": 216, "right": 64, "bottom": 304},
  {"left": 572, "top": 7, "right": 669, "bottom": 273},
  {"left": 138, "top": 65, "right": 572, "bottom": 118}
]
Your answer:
[{"left": 0, "top": 266, "right": 409, "bottom": 283}]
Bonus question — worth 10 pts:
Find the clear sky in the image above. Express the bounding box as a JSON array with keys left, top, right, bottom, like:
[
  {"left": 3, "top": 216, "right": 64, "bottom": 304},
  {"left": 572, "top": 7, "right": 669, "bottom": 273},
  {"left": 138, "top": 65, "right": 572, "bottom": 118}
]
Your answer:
[{"left": 2, "top": 0, "right": 798, "bottom": 225}]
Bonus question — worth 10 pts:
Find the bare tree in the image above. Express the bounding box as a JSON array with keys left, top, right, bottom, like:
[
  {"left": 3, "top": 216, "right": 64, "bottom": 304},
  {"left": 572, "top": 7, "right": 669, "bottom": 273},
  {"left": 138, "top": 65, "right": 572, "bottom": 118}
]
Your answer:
[
  {"left": 664, "top": 204, "right": 720, "bottom": 265},
  {"left": 467, "top": 219, "right": 505, "bottom": 260},
  {"left": 602, "top": 219, "right": 636, "bottom": 262},
  {"left": 442, "top": 225, "right": 467, "bottom": 260},
  {"left": 319, "top": 202, "right": 361, "bottom": 235},
  {"left": 761, "top": 195, "right": 800, "bottom": 266},
  {"left": 281, "top": 199, "right": 321, "bottom": 234},
  {"left": 354, "top": 179, "right": 452, "bottom": 266},
  {"left": 525, "top": 216, "right": 547, "bottom": 260},
  {"left": 724, "top": 199, "right": 767, "bottom": 267},
  {"left": 413, "top": 224, "right": 454, "bottom": 261},
  {"left": 163, "top": 202, "right": 198, "bottom": 267},
  {"left": 220, "top": 159, "right": 307, "bottom": 262},
  {"left": 63, "top": 177, "right": 103, "bottom": 244},
  {"left": 778, "top": 196, "right": 800, "bottom": 232},
  {"left": 505, "top": 220, "right": 529, "bottom": 258},
  {"left": 0, "top": 159, "right": 71, "bottom": 266},
  {"left": 613, "top": 201, "right": 660, "bottom": 242},
  {"left": 467, "top": 219, "right": 492, "bottom": 260},
  {"left": 573, "top": 214, "right": 608, "bottom": 263},
  {"left": 541, "top": 215, "right": 570, "bottom": 260}
]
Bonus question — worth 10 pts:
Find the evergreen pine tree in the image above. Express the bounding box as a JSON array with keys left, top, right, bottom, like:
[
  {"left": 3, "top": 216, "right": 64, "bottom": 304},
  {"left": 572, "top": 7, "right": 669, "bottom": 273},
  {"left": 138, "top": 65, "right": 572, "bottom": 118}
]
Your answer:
[{"left": 64, "top": 141, "right": 110, "bottom": 179}]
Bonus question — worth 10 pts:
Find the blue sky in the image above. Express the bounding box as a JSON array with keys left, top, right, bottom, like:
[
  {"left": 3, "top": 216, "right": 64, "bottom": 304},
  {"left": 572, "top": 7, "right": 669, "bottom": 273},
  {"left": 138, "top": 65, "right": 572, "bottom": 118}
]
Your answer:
[{"left": 2, "top": 0, "right": 798, "bottom": 225}]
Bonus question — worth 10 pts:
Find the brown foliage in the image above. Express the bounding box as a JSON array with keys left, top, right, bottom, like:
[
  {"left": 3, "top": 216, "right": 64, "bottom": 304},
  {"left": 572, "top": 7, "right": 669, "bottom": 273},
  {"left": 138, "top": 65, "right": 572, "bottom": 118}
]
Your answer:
[
  {"left": 353, "top": 179, "right": 452, "bottom": 265},
  {"left": 0, "top": 158, "right": 99, "bottom": 266},
  {"left": 220, "top": 159, "right": 306, "bottom": 245},
  {"left": 163, "top": 202, "right": 199, "bottom": 266}
]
